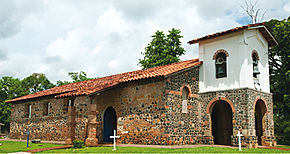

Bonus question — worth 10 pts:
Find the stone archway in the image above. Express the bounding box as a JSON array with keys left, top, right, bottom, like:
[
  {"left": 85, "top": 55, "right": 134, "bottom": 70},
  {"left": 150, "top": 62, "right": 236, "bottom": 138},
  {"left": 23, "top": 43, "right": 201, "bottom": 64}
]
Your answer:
[
  {"left": 211, "top": 101, "right": 233, "bottom": 145},
  {"left": 254, "top": 99, "right": 267, "bottom": 145},
  {"left": 103, "top": 107, "right": 117, "bottom": 143}
]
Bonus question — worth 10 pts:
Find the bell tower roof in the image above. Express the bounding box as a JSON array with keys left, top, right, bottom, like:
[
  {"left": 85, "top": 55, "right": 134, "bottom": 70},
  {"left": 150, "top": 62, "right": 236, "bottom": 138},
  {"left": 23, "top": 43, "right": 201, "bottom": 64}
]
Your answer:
[{"left": 188, "top": 23, "right": 278, "bottom": 47}]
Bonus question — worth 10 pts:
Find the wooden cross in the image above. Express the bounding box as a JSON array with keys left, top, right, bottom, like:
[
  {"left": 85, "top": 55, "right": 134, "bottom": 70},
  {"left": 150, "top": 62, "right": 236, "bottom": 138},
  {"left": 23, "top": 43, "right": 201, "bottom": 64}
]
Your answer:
[
  {"left": 237, "top": 131, "right": 243, "bottom": 151},
  {"left": 110, "top": 129, "right": 120, "bottom": 151}
]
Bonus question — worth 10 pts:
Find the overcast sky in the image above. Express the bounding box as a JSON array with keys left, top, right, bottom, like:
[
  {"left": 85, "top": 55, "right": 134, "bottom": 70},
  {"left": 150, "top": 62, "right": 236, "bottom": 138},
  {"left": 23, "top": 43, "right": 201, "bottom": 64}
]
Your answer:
[{"left": 0, "top": 0, "right": 289, "bottom": 83}]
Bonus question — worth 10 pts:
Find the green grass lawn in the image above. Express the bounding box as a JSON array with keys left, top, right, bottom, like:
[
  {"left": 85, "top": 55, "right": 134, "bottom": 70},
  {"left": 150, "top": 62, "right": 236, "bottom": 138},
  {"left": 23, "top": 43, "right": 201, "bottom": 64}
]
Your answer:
[
  {"left": 41, "top": 146, "right": 289, "bottom": 153},
  {"left": 0, "top": 141, "right": 64, "bottom": 153},
  {"left": 1, "top": 141, "right": 288, "bottom": 153},
  {"left": 277, "top": 145, "right": 290, "bottom": 149}
]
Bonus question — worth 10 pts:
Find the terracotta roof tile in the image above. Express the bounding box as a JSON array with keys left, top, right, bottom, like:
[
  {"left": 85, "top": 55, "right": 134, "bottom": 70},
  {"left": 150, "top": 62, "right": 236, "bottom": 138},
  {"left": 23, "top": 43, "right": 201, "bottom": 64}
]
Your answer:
[
  {"left": 188, "top": 23, "right": 277, "bottom": 47},
  {"left": 7, "top": 59, "right": 202, "bottom": 103}
]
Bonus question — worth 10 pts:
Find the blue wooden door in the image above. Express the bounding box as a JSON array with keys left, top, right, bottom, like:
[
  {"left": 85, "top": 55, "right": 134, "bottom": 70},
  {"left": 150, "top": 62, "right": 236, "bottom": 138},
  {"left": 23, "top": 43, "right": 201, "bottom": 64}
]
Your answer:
[{"left": 103, "top": 107, "right": 117, "bottom": 142}]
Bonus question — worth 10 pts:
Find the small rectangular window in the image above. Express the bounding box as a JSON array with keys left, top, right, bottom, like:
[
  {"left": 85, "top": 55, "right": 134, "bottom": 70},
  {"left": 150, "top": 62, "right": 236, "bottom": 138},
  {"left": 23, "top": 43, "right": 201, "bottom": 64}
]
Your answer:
[
  {"left": 25, "top": 104, "right": 32, "bottom": 118},
  {"left": 63, "top": 99, "right": 69, "bottom": 114},
  {"left": 68, "top": 99, "right": 74, "bottom": 107},
  {"left": 43, "top": 102, "right": 50, "bottom": 115},
  {"left": 63, "top": 99, "right": 74, "bottom": 114},
  {"left": 29, "top": 104, "right": 31, "bottom": 118}
]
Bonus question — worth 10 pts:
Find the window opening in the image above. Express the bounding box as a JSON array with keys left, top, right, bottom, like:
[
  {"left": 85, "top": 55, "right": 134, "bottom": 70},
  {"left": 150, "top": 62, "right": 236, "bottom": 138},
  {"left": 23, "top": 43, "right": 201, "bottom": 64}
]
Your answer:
[
  {"left": 43, "top": 102, "right": 49, "bottom": 115},
  {"left": 252, "top": 53, "right": 260, "bottom": 78},
  {"left": 182, "top": 87, "right": 189, "bottom": 113},
  {"left": 215, "top": 53, "right": 227, "bottom": 78}
]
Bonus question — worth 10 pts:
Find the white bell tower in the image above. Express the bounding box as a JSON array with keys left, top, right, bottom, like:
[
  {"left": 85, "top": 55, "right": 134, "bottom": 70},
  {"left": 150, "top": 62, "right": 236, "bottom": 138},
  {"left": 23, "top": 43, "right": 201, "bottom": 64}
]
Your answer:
[{"left": 188, "top": 24, "right": 277, "bottom": 93}]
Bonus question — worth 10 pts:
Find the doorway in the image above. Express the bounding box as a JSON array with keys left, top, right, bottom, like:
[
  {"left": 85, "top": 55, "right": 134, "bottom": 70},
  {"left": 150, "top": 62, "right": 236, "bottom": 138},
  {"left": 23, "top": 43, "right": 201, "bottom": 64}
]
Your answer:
[
  {"left": 255, "top": 99, "right": 267, "bottom": 145},
  {"left": 103, "top": 107, "right": 117, "bottom": 143},
  {"left": 211, "top": 101, "right": 233, "bottom": 145}
]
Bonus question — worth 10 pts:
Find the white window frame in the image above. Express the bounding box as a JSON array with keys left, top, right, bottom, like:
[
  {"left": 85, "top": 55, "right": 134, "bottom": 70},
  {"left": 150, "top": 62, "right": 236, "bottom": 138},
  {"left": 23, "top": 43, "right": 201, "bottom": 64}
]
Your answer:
[{"left": 29, "top": 104, "right": 32, "bottom": 118}]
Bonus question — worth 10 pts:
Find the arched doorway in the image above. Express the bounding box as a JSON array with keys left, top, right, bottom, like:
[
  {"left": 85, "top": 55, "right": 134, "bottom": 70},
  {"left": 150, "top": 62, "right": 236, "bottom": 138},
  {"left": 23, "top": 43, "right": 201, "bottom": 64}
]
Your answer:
[
  {"left": 103, "top": 107, "right": 117, "bottom": 143},
  {"left": 211, "top": 101, "right": 233, "bottom": 145},
  {"left": 255, "top": 99, "right": 267, "bottom": 145}
]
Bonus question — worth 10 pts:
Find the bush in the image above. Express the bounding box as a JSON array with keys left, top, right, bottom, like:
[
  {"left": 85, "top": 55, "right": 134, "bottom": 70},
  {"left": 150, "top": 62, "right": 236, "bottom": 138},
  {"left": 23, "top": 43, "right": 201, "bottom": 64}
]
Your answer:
[{"left": 73, "top": 140, "right": 84, "bottom": 148}]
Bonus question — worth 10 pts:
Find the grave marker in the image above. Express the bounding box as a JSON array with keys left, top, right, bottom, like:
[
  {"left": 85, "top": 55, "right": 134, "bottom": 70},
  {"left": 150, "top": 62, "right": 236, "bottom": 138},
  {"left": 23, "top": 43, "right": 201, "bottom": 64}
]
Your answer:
[
  {"left": 110, "top": 129, "right": 120, "bottom": 151},
  {"left": 237, "top": 131, "right": 243, "bottom": 151}
]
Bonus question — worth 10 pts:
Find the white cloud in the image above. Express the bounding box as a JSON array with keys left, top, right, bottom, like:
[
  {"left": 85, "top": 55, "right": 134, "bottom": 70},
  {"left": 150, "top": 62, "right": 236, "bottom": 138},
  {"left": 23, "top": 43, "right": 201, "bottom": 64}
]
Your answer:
[
  {"left": 0, "top": 0, "right": 288, "bottom": 83},
  {"left": 95, "top": 8, "right": 132, "bottom": 38}
]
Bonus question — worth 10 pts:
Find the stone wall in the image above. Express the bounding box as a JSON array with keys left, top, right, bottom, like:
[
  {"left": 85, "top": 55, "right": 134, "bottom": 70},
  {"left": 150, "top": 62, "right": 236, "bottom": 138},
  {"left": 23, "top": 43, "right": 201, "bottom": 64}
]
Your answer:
[
  {"left": 89, "top": 67, "right": 201, "bottom": 145},
  {"left": 162, "top": 67, "right": 204, "bottom": 144},
  {"left": 199, "top": 88, "right": 275, "bottom": 147},
  {"left": 9, "top": 96, "right": 90, "bottom": 142},
  {"left": 9, "top": 66, "right": 275, "bottom": 147},
  {"left": 92, "top": 78, "right": 166, "bottom": 144},
  {"left": 10, "top": 97, "right": 70, "bottom": 141}
]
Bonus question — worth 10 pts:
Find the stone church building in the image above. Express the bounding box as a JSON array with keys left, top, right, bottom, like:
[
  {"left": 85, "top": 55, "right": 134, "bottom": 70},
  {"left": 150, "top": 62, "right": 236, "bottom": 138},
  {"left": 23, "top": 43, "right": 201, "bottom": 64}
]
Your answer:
[{"left": 7, "top": 23, "right": 277, "bottom": 148}]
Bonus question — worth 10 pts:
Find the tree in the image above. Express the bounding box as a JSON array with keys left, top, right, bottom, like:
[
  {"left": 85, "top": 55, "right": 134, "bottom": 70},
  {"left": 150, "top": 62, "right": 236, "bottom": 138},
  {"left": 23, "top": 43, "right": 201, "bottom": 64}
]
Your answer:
[
  {"left": 0, "top": 77, "right": 27, "bottom": 132},
  {"left": 139, "top": 28, "right": 185, "bottom": 69},
  {"left": 265, "top": 18, "right": 290, "bottom": 144},
  {"left": 21, "top": 73, "right": 55, "bottom": 94},
  {"left": 56, "top": 71, "right": 94, "bottom": 86},
  {"left": 241, "top": 0, "right": 267, "bottom": 24}
]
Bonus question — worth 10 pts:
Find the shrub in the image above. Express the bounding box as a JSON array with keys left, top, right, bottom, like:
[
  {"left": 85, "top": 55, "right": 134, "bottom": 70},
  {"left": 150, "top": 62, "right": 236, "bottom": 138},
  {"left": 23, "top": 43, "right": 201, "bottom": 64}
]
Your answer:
[{"left": 73, "top": 140, "right": 84, "bottom": 148}]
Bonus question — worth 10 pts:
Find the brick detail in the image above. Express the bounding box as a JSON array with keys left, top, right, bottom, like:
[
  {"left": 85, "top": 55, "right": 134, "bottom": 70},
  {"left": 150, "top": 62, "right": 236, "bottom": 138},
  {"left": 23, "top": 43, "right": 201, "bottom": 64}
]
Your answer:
[
  {"left": 206, "top": 97, "right": 235, "bottom": 114},
  {"left": 65, "top": 106, "right": 76, "bottom": 145},
  {"left": 212, "top": 49, "right": 229, "bottom": 60},
  {"left": 253, "top": 97, "right": 268, "bottom": 112},
  {"left": 85, "top": 104, "right": 98, "bottom": 146},
  {"left": 165, "top": 90, "right": 199, "bottom": 98}
]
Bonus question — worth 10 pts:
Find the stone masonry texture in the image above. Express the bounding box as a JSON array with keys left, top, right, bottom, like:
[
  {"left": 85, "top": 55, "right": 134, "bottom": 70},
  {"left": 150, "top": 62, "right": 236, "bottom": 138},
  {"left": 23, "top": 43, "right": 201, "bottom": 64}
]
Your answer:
[{"left": 9, "top": 66, "right": 275, "bottom": 147}]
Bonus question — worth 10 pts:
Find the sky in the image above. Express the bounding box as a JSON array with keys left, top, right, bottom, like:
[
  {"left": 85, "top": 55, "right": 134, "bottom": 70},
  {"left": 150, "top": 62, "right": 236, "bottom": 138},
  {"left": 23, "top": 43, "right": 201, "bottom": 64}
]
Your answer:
[{"left": 0, "top": 0, "right": 289, "bottom": 83}]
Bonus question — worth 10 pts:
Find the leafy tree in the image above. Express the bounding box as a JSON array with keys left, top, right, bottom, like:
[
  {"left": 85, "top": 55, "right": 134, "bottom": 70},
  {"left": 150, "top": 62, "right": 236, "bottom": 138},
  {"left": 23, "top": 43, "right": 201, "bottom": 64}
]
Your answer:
[
  {"left": 21, "top": 73, "right": 55, "bottom": 94},
  {"left": 139, "top": 28, "right": 185, "bottom": 69},
  {"left": 56, "top": 71, "right": 94, "bottom": 86},
  {"left": 265, "top": 18, "right": 290, "bottom": 144},
  {"left": 56, "top": 80, "right": 71, "bottom": 86},
  {"left": 0, "top": 74, "right": 54, "bottom": 132},
  {"left": 0, "top": 77, "right": 27, "bottom": 132},
  {"left": 68, "top": 71, "right": 93, "bottom": 82}
]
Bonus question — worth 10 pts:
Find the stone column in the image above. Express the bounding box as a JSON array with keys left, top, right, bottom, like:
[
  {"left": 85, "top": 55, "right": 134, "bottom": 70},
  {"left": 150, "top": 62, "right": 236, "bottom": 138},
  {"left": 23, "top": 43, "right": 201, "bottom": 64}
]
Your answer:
[
  {"left": 85, "top": 104, "right": 98, "bottom": 146},
  {"left": 261, "top": 112, "right": 276, "bottom": 146},
  {"left": 65, "top": 106, "right": 76, "bottom": 144}
]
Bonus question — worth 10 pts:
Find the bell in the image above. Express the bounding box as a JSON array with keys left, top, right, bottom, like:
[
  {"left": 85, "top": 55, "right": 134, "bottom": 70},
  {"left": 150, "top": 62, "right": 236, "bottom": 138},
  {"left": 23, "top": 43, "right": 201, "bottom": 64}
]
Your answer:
[
  {"left": 253, "top": 66, "right": 260, "bottom": 75},
  {"left": 216, "top": 57, "right": 224, "bottom": 64},
  {"left": 217, "top": 66, "right": 224, "bottom": 75}
]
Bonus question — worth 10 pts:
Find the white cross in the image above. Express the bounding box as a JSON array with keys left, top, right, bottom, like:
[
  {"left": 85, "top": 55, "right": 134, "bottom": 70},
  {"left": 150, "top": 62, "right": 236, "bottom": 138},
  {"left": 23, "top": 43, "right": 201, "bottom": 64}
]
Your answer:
[
  {"left": 110, "top": 129, "right": 120, "bottom": 151},
  {"left": 237, "top": 131, "right": 243, "bottom": 151}
]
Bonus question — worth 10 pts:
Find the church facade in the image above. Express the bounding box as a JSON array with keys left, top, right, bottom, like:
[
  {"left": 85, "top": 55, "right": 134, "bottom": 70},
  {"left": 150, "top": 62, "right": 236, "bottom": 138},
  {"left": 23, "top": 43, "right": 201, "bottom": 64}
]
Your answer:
[{"left": 7, "top": 23, "right": 277, "bottom": 148}]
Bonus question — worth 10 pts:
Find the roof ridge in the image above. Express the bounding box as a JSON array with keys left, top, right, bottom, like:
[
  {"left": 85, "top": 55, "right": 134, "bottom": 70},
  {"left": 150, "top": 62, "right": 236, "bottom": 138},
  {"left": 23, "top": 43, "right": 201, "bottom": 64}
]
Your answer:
[{"left": 188, "top": 23, "right": 266, "bottom": 44}]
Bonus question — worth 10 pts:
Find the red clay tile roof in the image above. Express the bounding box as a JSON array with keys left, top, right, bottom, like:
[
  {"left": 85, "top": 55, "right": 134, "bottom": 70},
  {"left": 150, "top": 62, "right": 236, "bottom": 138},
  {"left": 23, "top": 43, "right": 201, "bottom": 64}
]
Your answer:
[
  {"left": 6, "top": 59, "right": 202, "bottom": 103},
  {"left": 188, "top": 23, "right": 278, "bottom": 47}
]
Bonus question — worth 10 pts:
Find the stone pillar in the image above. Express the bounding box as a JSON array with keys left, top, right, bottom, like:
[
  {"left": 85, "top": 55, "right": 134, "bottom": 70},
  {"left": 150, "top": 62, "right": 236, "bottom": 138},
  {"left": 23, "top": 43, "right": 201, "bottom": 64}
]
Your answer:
[
  {"left": 65, "top": 106, "right": 76, "bottom": 144},
  {"left": 85, "top": 104, "right": 98, "bottom": 147}
]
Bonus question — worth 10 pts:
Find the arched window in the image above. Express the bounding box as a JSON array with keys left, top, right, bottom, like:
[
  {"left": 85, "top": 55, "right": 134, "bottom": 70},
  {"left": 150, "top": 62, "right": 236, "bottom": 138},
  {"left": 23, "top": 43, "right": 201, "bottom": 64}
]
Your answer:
[
  {"left": 182, "top": 87, "right": 189, "bottom": 113},
  {"left": 252, "top": 51, "right": 260, "bottom": 78},
  {"left": 215, "top": 53, "right": 227, "bottom": 78}
]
